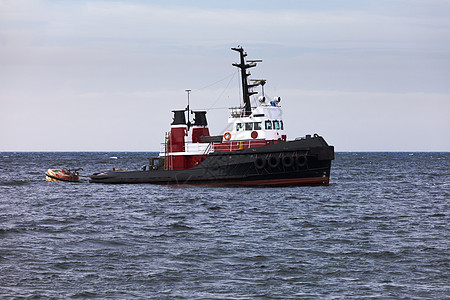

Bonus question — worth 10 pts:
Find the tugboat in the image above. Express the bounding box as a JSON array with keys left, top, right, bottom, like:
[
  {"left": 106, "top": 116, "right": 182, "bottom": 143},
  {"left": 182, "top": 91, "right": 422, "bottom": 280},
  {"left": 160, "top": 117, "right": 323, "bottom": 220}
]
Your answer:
[{"left": 90, "top": 46, "right": 334, "bottom": 185}]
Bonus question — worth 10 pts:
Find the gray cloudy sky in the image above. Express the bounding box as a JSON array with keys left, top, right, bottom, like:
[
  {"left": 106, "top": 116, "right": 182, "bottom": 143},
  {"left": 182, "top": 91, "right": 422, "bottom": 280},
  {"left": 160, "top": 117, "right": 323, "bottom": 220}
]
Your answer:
[{"left": 1, "top": 0, "right": 449, "bottom": 151}]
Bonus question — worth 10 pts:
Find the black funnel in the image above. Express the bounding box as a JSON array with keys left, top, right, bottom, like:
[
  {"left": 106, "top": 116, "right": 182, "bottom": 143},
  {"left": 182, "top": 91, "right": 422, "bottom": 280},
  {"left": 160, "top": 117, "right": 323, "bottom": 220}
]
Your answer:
[
  {"left": 193, "top": 111, "right": 208, "bottom": 126},
  {"left": 171, "top": 110, "right": 186, "bottom": 125}
]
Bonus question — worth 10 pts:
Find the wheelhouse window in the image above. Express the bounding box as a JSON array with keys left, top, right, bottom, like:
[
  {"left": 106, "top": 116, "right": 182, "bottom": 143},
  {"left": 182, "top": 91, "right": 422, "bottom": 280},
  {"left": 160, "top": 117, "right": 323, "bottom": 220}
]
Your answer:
[
  {"left": 236, "top": 123, "right": 243, "bottom": 131},
  {"left": 280, "top": 120, "right": 284, "bottom": 130},
  {"left": 273, "top": 120, "right": 280, "bottom": 130},
  {"left": 254, "top": 122, "right": 262, "bottom": 130},
  {"left": 245, "top": 123, "right": 253, "bottom": 131},
  {"left": 265, "top": 120, "right": 272, "bottom": 130}
]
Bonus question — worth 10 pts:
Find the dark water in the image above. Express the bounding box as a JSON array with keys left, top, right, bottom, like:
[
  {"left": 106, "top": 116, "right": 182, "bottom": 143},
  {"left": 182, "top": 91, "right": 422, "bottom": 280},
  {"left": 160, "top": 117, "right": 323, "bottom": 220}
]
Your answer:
[{"left": 0, "top": 152, "right": 448, "bottom": 299}]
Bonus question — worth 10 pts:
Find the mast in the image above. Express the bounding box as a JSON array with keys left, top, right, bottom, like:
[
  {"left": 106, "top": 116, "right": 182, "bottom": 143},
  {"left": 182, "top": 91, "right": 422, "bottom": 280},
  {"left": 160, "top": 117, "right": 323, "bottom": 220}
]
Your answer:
[
  {"left": 185, "top": 89, "right": 191, "bottom": 129},
  {"left": 231, "top": 46, "right": 261, "bottom": 116}
]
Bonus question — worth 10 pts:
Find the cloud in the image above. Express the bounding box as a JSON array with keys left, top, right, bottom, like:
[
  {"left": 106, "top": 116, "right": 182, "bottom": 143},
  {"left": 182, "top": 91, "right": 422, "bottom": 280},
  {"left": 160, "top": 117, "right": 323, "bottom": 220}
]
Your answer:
[
  {"left": 2, "top": 1, "right": 449, "bottom": 52},
  {"left": 1, "top": 0, "right": 449, "bottom": 151},
  {"left": 279, "top": 89, "right": 450, "bottom": 151}
]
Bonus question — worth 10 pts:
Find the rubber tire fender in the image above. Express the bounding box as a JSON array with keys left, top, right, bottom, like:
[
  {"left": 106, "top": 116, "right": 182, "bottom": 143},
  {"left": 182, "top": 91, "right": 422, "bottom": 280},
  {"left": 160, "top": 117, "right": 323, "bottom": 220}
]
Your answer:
[
  {"left": 254, "top": 156, "right": 266, "bottom": 170},
  {"left": 282, "top": 155, "right": 294, "bottom": 168},
  {"left": 267, "top": 155, "right": 280, "bottom": 168},
  {"left": 296, "top": 154, "right": 307, "bottom": 167}
]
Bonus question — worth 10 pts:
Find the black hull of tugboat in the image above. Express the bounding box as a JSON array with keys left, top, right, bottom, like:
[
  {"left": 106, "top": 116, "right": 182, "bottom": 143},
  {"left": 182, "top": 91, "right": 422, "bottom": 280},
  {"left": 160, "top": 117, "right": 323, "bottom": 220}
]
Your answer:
[{"left": 90, "top": 135, "right": 334, "bottom": 186}]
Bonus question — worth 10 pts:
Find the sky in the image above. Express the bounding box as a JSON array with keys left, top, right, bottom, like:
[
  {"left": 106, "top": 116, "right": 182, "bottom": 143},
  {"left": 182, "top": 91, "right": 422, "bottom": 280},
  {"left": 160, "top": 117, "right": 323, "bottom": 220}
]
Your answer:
[{"left": 1, "top": 0, "right": 449, "bottom": 151}]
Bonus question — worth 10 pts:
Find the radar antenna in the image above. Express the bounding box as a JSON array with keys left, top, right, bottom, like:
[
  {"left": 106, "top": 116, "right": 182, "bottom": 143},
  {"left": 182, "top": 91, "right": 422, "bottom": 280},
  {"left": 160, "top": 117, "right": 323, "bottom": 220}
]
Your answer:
[{"left": 250, "top": 79, "right": 266, "bottom": 96}]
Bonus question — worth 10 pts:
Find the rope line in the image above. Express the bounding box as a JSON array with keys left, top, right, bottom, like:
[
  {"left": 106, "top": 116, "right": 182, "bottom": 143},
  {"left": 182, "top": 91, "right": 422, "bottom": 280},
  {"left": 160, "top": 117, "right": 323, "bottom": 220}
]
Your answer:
[
  {"left": 192, "top": 71, "right": 236, "bottom": 93},
  {"left": 206, "top": 70, "right": 237, "bottom": 112}
]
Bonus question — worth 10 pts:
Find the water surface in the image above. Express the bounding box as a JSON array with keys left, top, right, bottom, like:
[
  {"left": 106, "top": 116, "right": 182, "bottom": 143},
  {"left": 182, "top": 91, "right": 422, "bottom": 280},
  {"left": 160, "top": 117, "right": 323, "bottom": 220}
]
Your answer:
[{"left": 0, "top": 152, "right": 448, "bottom": 298}]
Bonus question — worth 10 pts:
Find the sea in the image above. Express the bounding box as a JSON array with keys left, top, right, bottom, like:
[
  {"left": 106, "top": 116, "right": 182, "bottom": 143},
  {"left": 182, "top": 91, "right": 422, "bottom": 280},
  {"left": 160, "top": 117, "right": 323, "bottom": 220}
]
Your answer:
[{"left": 0, "top": 152, "right": 448, "bottom": 299}]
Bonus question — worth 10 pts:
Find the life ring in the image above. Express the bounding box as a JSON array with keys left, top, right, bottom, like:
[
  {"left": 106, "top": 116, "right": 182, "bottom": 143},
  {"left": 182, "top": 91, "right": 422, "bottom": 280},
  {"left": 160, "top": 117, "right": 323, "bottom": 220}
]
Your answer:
[
  {"left": 282, "top": 155, "right": 294, "bottom": 168},
  {"left": 268, "top": 155, "right": 280, "bottom": 168},
  {"left": 296, "top": 154, "right": 307, "bottom": 167},
  {"left": 254, "top": 157, "right": 266, "bottom": 169},
  {"left": 251, "top": 131, "right": 258, "bottom": 139},
  {"left": 223, "top": 132, "right": 231, "bottom": 141}
]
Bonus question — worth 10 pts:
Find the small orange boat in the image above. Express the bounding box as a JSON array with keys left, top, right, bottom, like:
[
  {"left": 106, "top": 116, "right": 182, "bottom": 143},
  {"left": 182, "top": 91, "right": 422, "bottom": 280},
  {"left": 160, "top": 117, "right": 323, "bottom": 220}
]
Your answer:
[{"left": 45, "top": 168, "right": 82, "bottom": 182}]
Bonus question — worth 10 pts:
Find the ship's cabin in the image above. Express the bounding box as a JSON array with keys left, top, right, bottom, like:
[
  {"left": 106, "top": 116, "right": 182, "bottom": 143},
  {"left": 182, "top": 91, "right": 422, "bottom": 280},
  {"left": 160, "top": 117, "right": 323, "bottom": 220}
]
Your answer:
[{"left": 223, "top": 97, "right": 286, "bottom": 142}]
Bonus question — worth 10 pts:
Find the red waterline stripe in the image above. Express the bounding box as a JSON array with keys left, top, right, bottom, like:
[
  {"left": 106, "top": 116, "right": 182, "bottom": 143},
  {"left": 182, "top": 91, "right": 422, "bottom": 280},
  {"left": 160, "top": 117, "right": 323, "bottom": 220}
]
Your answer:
[{"left": 91, "top": 177, "right": 329, "bottom": 186}]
